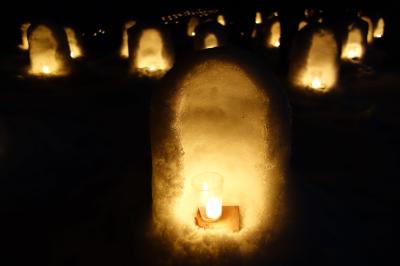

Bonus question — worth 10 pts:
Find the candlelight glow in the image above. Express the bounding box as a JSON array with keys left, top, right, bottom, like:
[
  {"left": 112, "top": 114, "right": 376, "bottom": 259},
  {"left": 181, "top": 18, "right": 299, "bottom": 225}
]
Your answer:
[
  {"left": 374, "top": 18, "right": 384, "bottom": 38},
  {"left": 42, "top": 65, "right": 50, "bottom": 74},
  {"left": 266, "top": 21, "right": 281, "bottom": 48},
  {"left": 311, "top": 77, "right": 322, "bottom": 90},
  {"left": 120, "top": 20, "right": 136, "bottom": 58},
  {"left": 217, "top": 15, "right": 226, "bottom": 26},
  {"left": 151, "top": 53, "right": 289, "bottom": 258},
  {"left": 361, "top": 16, "right": 374, "bottom": 43},
  {"left": 64, "top": 27, "right": 82, "bottom": 58},
  {"left": 290, "top": 28, "right": 339, "bottom": 93},
  {"left": 204, "top": 33, "right": 219, "bottom": 49},
  {"left": 130, "top": 28, "right": 174, "bottom": 77},
  {"left": 18, "top": 23, "right": 31, "bottom": 50},
  {"left": 205, "top": 196, "right": 222, "bottom": 220},
  {"left": 187, "top": 17, "right": 199, "bottom": 37},
  {"left": 28, "top": 25, "right": 69, "bottom": 76},
  {"left": 341, "top": 26, "right": 364, "bottom": 61},
  {"left": 255, "top": 11, "right": 262, "bottom": 24}
]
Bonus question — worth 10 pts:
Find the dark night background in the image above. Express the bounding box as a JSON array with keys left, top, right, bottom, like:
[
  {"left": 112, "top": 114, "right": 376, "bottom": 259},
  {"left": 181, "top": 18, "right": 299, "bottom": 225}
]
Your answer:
[{"left": 1, "top": 0, "right": 399, "bottom": 265}]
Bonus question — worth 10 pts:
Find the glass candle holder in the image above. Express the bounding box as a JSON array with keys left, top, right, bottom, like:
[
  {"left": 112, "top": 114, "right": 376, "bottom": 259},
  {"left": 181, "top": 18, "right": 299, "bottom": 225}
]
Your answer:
[{"left": 192, "top": 172, "right": 223, "bottom": 222}]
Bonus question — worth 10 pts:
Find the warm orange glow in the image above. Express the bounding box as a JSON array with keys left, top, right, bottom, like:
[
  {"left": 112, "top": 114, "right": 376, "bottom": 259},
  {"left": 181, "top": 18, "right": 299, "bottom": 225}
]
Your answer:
[
  {"left": 217, "top": 15, "right": 226, "bottom": 26},
  {"left": 341, "top": 26, "right": 364, "bottom": 61},
  {"left": 187, "top": 17, "right": 199, "bottom": 37},
  {"left": 205, "top": 196, "right": 222, "bottom": 220},
  {"left": 204, "top": 33, "right": 219, "bottom": 49},
  {"left": 266, "top": 21, "right": 281, "bottom": 48},
  {"left": 18, "top": 23, "right": 31, "bottom": 50},
  {"left": 28, "top": 25, "right": 69, "bottom": 76},
  {"left": 151, "top": 56, "right": 288, "bottom": 257},
  {"left": 311, "top": 76, "right": 323, "bottom": 90},
  {"left": 374, "top": 18, "right": 385, "bottom": 38},
  {"left": 298, "top": 20, "right": 308, "bottom": 31},
  {"left": 131, "top": 28, "right": 173, "bottom": 77},
  {"left": 291, "top": 29, "right": 338, "bottom": 93},
  {"left": 255, "top": 11, "right": 262, "bottom": 24},
  {"left": 42, "top": 65, "right": 50, "bottom": 74},
  {"left": 120, "top": 20, "right": 136, "bottom": 58},
  {"left": 361, "top": 16, "right": 374, "bottom": 43},
  {"left": 193, "top": 172, "right": 223, "bottom": 222},
  {"left": 64, "top": 27, "right": 82, "bottom": 59}
]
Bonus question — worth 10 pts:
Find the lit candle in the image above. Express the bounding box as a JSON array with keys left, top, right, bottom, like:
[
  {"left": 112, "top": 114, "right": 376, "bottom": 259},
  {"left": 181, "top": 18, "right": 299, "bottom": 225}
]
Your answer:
[
  {"left": 148, "top": 65, "right": 156, "bottom": 72},
  {"left": 311, "top": 77, "right": 322, "bottom": 90},
  {"left": 42, "top": 65, "right": 50, "bottom": 74},
  {"left": 70, "top": 51, "right": 75, "bottom": 58},
  {"left": 375, "top": 34, "right": 382, "bottom": 38},
  {"left": 348, "top": 49, "right": 356, "bottom": 59},
  {"left": 192, "top": 172, "right": 223, "bottom": 222},
  {"left": 205, "top": 196, "right": 222, "bottom": 220},
  {"left": 273, "top": 40, "right": 280, "bottom": 47}
]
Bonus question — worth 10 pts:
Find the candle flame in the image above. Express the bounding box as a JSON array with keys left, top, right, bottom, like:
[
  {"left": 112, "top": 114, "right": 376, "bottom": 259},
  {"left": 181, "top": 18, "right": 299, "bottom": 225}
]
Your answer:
[
  {"left": 205, "top": 196, "right": 222, "bottom": 220},
  {"left": 311, "top": 77, "right": 323, "bottom": 90},
  {"left": 42, "top": 65, "right": 50, "bottom": 74}
]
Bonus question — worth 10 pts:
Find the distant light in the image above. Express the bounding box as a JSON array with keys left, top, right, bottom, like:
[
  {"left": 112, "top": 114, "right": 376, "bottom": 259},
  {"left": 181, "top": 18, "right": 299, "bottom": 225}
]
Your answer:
[{"left": 93, "top": 32, "right": 97, "bottom": 37}]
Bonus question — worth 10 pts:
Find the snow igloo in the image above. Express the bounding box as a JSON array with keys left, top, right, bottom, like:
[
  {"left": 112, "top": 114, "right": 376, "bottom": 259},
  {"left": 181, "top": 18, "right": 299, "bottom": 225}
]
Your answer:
[
  {"left": 360, "top": 14, "right": 374, "bottom": 44},
  {"left": 193, "top": 21, "right": 227, "bottom": 50},
  {"left": 64, "top": 27, "right": 83, "bottom": 59},
  {"left": 264, "top": 15, "right": 281, "bottom": 48},
  {"left": 120, "top": 20, "right": 136, "bottom": 58},
  {"left": 217, "top": 14, "right": 226, "bottom": 26},
  {"left": 150, "top": 48, "right": 290, "bottom": 261},
  {"left": 373, "top": 17, "right": 385, "bottom": 39},
  {"left": 18, "top": 23, "right": 31, "bottom": 51},
  {"left": 341, "top": 21, "right": 368, "bottom": 62},
  {"left": 289, "top": 24, "right": 339, "bottom": 93},
  {"left": 187, "top": 16, "right": 200, "bottom": 37},
  {"left": 128, "top": 24, "right": 174, "bottom": 78},
  {"left": 28, "top": 23, "right": 71, "bottom": 76}
]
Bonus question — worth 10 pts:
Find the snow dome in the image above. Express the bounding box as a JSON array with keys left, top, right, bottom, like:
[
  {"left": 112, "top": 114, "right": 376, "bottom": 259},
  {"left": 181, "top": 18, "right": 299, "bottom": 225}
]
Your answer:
[
  {"left": 217, "top": 14, "right": 226, "bottom": 26},
  {"left": 120, "top": 20, "right": 136, "bottom": 58},
  {"left": 187, "top": 16, "right": 200, "bottom": 37},
  {"left": 150, "top": 48, "right": 290, "bottom": 261},
  {"left": 360, "top": 15, "right": 374, "bottom": 44},
  {"left": 18, "top": 22, "right": 31, "bottom": 51},
  {"left": 64, "top": 27, "right": 83, "bottom": 59},
  {"left": 289, "top": 24, "right": 339, "bottom": 93},
  {"left": 128, "top": 24, "right": 174, "bottom": 78},
  {"left": 373, "top": 17, "right": 385, "bottom": 39},
  {"left": 341, "top": 21, "right": 368, "bottom": 62},
  {"left": 193, "top": 21, "right": 227, "bottom": 50},
  {"left": 264, "top": 16, "right": 281, "bottom": 48},
  {"left": 28, "top": 23, "right": 71, "bottom": 76}
]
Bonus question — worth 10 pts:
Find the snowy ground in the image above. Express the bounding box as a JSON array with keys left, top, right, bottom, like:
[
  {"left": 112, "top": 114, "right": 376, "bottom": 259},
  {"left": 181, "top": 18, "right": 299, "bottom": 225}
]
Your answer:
[{"left": 0, "top": 54, "right": 399, "bottom": 265}]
